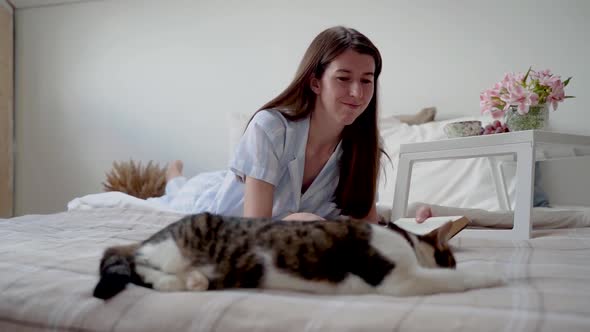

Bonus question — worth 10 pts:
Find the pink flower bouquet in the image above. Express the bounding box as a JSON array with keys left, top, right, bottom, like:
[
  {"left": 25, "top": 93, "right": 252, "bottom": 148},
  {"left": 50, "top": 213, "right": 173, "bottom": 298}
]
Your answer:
[{"left": 480, "top": 68, "right": 574, "bottom": 119}]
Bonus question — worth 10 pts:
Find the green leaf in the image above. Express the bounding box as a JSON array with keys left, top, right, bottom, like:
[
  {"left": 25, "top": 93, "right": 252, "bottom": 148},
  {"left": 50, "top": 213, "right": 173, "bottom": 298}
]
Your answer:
[
  {"left": 564, "top": 96, "right": 576, "bottom": 99},
  {"left": 522, "top": 66, "right": 532, "bottom": 84},
  {"left": 563, "top": 77, "right": 572, "bottom": 86}
]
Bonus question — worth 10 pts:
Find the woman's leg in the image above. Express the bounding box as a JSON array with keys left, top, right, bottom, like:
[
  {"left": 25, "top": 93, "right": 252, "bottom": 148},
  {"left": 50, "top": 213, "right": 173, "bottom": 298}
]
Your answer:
[
  {"left": 164, "top": 160, "right": 188, "bottom": 197},
  {"left": 166, "top": 160, "right": 184, "bottom": 182}
]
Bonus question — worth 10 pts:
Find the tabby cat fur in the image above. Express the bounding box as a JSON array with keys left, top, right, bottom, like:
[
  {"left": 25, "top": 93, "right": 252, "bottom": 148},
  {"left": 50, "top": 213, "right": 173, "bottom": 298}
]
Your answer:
[{"left": 93, "top": 212, "right": 503, "bottom": 299}]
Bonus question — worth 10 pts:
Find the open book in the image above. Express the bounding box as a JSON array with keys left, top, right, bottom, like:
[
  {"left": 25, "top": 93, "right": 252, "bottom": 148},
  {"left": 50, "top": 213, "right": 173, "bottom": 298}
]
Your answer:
[{"left": 392, "top": 216, "right": 471, "bottom": 239}]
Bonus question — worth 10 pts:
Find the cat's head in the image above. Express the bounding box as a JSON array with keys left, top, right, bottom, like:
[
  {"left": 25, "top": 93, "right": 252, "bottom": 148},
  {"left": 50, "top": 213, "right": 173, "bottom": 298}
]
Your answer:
[{"left": 414, "top": 222, "right": 456, "bottom": 269}]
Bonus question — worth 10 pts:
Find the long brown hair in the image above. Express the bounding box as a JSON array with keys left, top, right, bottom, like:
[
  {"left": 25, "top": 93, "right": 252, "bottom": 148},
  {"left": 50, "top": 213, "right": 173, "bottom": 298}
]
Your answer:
[{"left": 253, "top": 26, "right": 386, "bottom": 218}]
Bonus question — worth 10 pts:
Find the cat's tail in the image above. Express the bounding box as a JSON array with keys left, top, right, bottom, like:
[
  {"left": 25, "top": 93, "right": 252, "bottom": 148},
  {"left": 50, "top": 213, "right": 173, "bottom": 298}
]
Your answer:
[{"left": 93, "top": 243, "right": 140, "bottom": 300}]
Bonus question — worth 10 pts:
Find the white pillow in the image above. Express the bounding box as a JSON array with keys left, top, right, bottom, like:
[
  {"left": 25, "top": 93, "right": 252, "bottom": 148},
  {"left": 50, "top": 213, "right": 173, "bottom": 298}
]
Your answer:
[{"left": 377, "top": 114, "right": 507, "bottom": 211}]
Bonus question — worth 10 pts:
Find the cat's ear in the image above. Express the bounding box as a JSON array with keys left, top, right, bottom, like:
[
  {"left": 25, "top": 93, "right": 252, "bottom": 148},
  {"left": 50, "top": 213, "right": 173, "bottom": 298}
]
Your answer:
[{"left": 423, "top": 221, "right": 452, "bottom": 249}]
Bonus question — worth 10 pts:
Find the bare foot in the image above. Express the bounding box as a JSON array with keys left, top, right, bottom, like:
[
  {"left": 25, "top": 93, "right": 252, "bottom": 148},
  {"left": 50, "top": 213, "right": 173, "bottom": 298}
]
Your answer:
[
  {"left": 166, "top": 160, "right": 184, "bottom": 181},
  {"left": 415, "top": 205, "right": 433, "bottom": 223}
]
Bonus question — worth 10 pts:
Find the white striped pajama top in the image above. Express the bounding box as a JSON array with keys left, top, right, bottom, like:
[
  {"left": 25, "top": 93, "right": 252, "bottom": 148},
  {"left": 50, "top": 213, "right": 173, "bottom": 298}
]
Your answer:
[{"left": 163, "top": 109, "right": 343, "bottom": 220}]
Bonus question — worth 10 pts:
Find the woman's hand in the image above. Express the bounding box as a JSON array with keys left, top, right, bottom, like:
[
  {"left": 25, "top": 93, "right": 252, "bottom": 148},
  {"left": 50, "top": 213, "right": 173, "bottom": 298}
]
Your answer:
[
  {"left": 415, "top": 205, "right": 433, "bottom": 223},
  {"left": 282, "top": 212, "right": 325, "bottom": 222}
]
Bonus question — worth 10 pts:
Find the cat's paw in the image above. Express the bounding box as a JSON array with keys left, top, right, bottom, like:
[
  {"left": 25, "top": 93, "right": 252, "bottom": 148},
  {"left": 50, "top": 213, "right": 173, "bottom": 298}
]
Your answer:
[
  {"left": 153, "top": 275, "right": 186, "bottom": 292},
  {"left": 185, "top": 270, "right": 209, "bottom": 291}
]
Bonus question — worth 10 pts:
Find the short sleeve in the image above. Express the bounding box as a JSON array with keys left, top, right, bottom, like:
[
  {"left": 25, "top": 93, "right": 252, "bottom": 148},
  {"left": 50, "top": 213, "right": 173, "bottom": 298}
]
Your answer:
[{"left": 229, "top": 111, "right": 286, "bottom": 186}]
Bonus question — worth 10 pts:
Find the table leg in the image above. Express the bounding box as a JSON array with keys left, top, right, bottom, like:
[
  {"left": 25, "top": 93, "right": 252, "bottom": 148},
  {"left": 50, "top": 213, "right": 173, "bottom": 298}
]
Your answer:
[
  {"left": 391, "top": 153, "right": 414, "bottom": 221},
  {"left": 512, "top": 143, "right": 535, "bottom": 240},
  {"left": 487, "top": 156, "right": 511, "bottom": 211}
]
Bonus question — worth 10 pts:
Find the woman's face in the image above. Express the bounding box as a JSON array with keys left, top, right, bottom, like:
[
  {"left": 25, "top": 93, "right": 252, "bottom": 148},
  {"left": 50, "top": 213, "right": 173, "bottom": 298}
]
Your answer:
[{"left": 311, "top": 49, "right": 376, "bottom": 126}]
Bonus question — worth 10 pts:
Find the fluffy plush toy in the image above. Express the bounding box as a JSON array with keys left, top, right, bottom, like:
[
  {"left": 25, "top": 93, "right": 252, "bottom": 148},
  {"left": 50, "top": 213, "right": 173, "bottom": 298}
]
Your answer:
[{"left": 102, "top": 160, "right": 166, "bottom": 199}]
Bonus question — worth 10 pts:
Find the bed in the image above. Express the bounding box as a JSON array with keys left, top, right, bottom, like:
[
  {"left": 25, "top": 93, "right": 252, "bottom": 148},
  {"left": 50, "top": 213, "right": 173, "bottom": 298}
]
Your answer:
[
  {"left": 3, "top": 114, "right": 590, "bottom": 331},
  {"left": 2, "top": 206, "right": 590, "bottom": 331}
]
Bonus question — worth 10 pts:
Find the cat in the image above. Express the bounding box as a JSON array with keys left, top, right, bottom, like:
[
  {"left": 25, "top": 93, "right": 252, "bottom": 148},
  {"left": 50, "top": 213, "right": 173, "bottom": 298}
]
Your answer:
[{"left": 93, "top": 212, "right": 503, "bottom": 300}]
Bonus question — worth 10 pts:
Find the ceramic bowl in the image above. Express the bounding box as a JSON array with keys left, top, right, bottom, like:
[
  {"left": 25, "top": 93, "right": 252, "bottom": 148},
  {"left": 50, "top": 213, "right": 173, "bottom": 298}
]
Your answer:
[{"left": 444, "top": 121, "right": 482, "bottom": 138}]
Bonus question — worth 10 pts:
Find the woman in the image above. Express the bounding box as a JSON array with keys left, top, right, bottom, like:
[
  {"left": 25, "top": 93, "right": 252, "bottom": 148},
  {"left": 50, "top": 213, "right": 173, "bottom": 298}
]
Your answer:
[{"left": 163, "top": 26, "right": 432, "bottom": 223}]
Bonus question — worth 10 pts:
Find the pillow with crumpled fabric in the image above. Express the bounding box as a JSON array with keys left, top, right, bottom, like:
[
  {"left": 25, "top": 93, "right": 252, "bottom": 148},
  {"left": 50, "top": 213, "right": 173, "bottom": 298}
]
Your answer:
[{"left": 377, "top": 113, "right": 550, "bottom": 211}]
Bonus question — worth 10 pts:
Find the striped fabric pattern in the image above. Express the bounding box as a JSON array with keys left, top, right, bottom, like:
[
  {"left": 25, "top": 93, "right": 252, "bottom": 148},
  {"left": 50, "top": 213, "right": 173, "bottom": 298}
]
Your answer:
[{"left": 1, "top": 208, "right": 590, "bottom": 332}]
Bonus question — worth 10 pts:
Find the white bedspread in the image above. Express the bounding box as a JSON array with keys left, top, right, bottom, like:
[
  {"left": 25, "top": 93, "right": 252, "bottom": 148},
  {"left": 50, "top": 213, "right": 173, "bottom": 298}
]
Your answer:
[
  {"left": 2, "top": 208, "right": 590, "bottom": 331},
  {"left": 68, "top": 192, "right": 590, "bottom": 230}
]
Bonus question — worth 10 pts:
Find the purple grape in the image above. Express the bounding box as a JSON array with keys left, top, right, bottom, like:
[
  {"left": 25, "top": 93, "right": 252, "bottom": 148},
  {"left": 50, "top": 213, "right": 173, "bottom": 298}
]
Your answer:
[{"left": 495, "top": 127, "right": 504, "bottom": 134}]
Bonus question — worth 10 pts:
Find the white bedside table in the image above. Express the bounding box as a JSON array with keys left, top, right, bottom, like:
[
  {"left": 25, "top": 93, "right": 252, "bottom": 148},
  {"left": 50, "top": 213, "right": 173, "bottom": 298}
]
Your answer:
[{"left": 391, "top": 130, "right": 590, "bottom": 240}]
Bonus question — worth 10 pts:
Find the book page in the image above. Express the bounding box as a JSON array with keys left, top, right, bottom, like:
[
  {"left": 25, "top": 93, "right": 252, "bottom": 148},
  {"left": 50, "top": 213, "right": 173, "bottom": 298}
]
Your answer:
[{"left": 392, "top": 216, "right": 464, "bottom": 235}]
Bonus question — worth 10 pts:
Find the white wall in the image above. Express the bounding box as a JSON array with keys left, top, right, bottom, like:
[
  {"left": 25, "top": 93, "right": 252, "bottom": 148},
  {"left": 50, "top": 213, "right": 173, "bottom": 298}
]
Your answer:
[{"left": 15, "top": 0, "right": 590, "bottom": 215}]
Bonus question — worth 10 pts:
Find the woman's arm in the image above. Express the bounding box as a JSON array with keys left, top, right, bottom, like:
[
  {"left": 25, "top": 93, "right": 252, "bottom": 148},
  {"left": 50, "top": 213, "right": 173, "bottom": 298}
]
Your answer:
[
  {"left": 243, "top": 176, "right": 275, "bottom": 218},
  {"left": 364, "top": 202, "right": 433, "bottom": 224}
]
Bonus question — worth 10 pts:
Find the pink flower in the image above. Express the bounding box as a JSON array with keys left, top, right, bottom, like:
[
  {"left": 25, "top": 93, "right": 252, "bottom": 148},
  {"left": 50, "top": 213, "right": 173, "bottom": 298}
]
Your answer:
[
  {"left": 481, "top": 67, "right": 572, "bottom": 118},
  {"left": 539, "top": 76, "right": 561, "bottom": 87},
  {"left": 480, "top": 88, "right": 505, "bottom": 118},
  {"left": 531, "top": 69, "right": 561, "bottom": 87},
  {"left": 530, "top": 69, "right": 552, "bottom": 80},
  {"left": 500, "top": 82, "right": 539, "bottom": 114},
  {"left": 489, "top": 108, "right": 505, "bottom": 119},
  {"left": 546, "top": 80, "right": 565, "bottom": 110},
  {"left": 501, "top": 72, "right": 525, "bottom": 89},
  {"left": 492, "top": 82, "right": 504, "bottom": 94}
]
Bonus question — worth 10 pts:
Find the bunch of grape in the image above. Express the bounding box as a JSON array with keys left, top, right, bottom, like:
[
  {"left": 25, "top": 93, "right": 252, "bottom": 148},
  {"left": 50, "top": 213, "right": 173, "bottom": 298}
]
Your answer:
[{"left": 481, "top": 120, "right": 510, "bottom": 135}]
